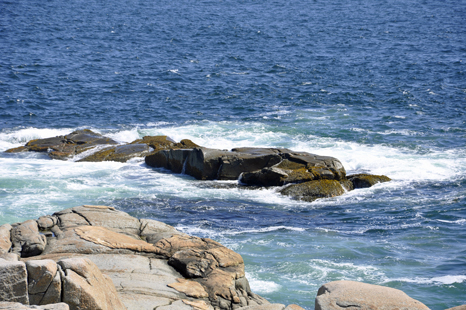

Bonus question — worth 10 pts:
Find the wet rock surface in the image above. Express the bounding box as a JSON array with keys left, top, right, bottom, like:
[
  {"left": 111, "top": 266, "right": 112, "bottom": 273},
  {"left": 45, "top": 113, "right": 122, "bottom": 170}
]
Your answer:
[
  {"left": 145, "top": 144, "right": 388, "bottom": 201},
  {"left": 347, "top": 174, "right": 392, "bottom": 189},
  {"left": 5, "top": 130, "right": 118, "bottom": 160},
  {"left": 78, "top": 143, "right": 151, "bottom": 162}
]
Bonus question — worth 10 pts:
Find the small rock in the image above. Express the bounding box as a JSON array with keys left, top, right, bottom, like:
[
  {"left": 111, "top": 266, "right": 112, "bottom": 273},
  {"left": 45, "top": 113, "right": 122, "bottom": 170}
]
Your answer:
[
  {"left": 347, "top": 174, "right": 391, "bottom": 189},
  {"left": 280, "top": 180, "right": 346, "bottom": 201},
  {"left": 37, "top": 216, "right": 56, "bottom": 231},
  {"left": 445, "top": 306, "right": 466, "bottom": 310},
  {"left": 315, "top": 280, "right": 429, "bottom": 310}
]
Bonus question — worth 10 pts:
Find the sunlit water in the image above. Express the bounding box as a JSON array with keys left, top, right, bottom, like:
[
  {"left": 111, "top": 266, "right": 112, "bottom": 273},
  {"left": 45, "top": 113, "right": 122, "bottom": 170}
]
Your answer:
[{"left": 1, "top": 0, "right": 465, "bottom": 308}]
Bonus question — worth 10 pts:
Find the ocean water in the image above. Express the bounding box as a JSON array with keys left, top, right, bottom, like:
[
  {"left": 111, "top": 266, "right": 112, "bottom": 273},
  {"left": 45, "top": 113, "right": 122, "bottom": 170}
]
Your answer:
[{"left": 1, "top": 0, "right": 465, "bottom": 309}]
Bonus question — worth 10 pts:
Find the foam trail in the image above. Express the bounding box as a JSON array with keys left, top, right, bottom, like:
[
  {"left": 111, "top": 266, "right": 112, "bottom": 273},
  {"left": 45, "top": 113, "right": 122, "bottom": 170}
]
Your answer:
[{"left": 385, "top": 275, "right": 466, "bottom": 285}]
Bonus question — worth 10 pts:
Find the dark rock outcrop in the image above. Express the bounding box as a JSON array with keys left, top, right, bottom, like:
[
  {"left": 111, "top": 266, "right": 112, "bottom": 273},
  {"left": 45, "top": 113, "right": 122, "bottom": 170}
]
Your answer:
[
  {"left": 4, "top": 129, "right": 391, "bottom": 201},
  {"left": 145, "top": 146, "right": 383, "bottom": 201},
  {"left": 145, "top": 147, "right": 346, "bottom": 183}
]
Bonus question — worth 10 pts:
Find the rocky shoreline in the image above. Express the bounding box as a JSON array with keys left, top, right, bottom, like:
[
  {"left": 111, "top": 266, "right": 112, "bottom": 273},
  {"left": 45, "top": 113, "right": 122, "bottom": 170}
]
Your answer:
[
  {"left": 3, "top": 130, "right": 463, "bottom": 310},
  {"left": 0, "top": 205, "right": 440, "bottom": 310}
]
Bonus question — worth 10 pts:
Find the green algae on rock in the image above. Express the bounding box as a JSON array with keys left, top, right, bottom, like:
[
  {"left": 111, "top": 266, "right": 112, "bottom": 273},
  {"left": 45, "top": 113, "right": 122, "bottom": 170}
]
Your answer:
[{"left": 279, "top": 180, "right": 347, "bottom": 202}]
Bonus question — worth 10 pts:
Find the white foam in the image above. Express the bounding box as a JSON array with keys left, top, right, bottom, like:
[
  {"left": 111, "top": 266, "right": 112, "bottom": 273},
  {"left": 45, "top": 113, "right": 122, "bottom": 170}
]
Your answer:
[
  {"left": 2, "top": 122, "right": 465, "bottom": 211},
  {"left": 226, "top": 226, "right": 306, "bottom": 236},
  {"left": 385, "top": 275, "right": 466, "bottom": 285},
  {"left": 0, "top": 127, "right": 74, "bottom": 151},
  {"left": 245, "top": 272, "right": 281, "bottom": 294},
  {"left": 104, "top": 128, "right": 141, "bottom": 143},
  {"left": 304, "top": 259, "right": 385, "bottom": 283},
  {"left": 437, "top": 219, "right": 466, "bottom": 224}
]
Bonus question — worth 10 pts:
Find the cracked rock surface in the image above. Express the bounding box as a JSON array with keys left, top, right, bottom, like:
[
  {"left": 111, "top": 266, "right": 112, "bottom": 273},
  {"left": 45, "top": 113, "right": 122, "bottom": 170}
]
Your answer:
[{"left": 0, "top": 205, "right": 279, "bottom": 310}]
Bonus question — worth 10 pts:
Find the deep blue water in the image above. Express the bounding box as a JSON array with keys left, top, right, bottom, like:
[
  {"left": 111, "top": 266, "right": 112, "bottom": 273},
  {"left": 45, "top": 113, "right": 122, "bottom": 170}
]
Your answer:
[{"left": 1, "top": 0, "right": 466, "bottom": 309}]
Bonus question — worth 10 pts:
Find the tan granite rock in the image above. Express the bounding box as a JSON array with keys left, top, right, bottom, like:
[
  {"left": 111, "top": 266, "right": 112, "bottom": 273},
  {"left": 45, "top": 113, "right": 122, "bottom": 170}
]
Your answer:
[
  {"left": 139, "top": 218, "right": 188, "bottom": 244},
  {"left": 0, "top": 253, "right": 19, "bottom": 262},
  {"left": 168, "top": 278, "right": 209, "bottom": 298},
  {"left": 0, "top": 302, "right": 69, "bottom": 309},
  {"left": 315, "top": 280, "right": 430, "bottom": 310},
  {"left": 0, "top": 260, "right": 29, "bottom": 304},
  {"left": 55, "top": 205, "right": 141, "bottom": 238},
  {"left": 58, "top": 257, "right": 126, "bottom": 310},
  {"left": 445, "top": 306, "right": 466, "bottom": 310},
  {"left": 0, "top": 224, "right": 12, "bottom": 253},
  {"left": 74, "top": 226, "right": 162, "bottom": 254},
  {"left": 25, "top": 259, "right": 59, "bottom": 304},
  {"left": 11, "top": 220, "right": 47, "bottom": 257},
  {"left": 284, "top": 304, "right": 306, "bottom": 310},
  {"left": 238, "top": 304, "right": 286, "bottom": 310},
  {"left": 83, "top": 254, "right": 187, "bottom": 308}
]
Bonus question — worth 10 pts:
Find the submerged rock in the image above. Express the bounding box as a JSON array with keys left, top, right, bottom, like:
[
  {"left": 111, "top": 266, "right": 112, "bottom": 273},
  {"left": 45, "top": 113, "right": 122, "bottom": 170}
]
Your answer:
[
  {"left": 77, "top": 135, "right": 200, "bottom": 163},
  {"left": 347, "top": 174, "right": 391, "bottom": 189}
]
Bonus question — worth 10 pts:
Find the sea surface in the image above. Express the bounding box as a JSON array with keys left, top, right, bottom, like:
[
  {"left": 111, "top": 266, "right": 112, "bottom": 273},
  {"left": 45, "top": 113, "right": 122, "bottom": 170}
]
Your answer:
[{"left": 1, "top": 0, "right": 465, "bottom": 308}]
